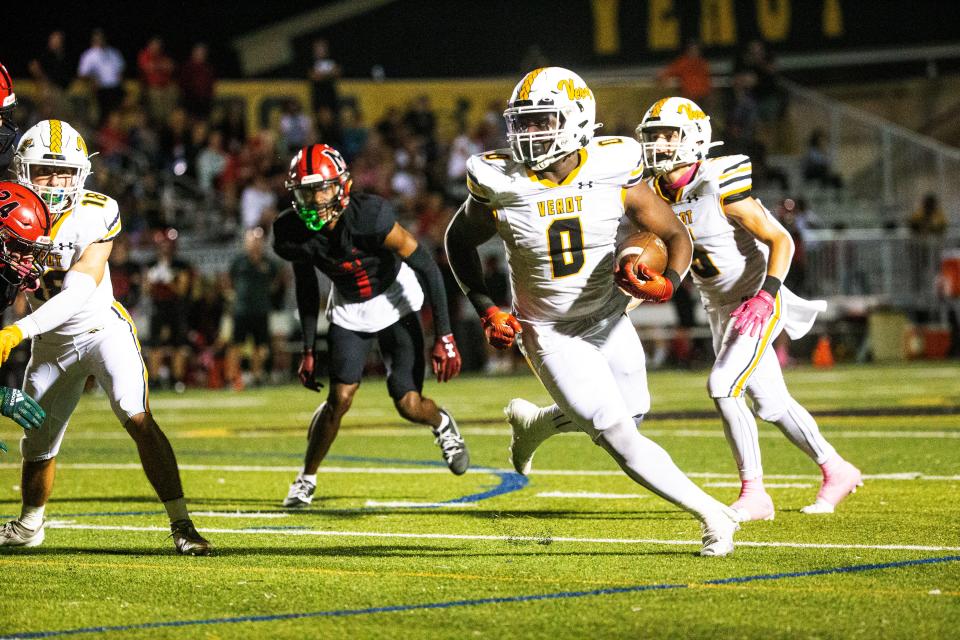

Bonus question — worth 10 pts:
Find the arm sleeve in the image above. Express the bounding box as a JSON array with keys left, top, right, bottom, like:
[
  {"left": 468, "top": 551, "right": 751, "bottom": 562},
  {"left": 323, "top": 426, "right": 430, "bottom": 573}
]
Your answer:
[
  {"left": 15, "top": 271, "right": 98, "bottom": 338},
  {"left": 403, "top": 245, "right": 451, "bottom": 336},
  {"left": 292, "top": 262, "right": 321, "bottom": 351},
  {"left": 444, "top": 201, "right": 498, "bottom": 317}
]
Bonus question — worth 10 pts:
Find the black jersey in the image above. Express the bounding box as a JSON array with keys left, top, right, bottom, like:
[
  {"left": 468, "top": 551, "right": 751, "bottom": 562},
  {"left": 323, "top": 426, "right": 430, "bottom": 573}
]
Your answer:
[{"left": 273, "top": 193, "right": 401, "bottom": 303}]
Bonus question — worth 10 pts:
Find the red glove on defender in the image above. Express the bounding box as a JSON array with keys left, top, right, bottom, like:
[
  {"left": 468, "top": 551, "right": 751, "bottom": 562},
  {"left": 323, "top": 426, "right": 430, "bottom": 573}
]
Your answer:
[
  {"left": 431, "top": 334, "right": 462, "bottom": 383},
  {"left": 297, "top": 349, "right": 323, "bottom": 392},
  {"left": 481, "top": 306, "right": 522, "bottom": 350}
]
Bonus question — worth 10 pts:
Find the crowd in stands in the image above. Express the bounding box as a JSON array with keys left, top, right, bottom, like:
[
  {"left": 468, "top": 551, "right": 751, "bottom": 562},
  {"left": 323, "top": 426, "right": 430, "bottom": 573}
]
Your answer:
[{"left": 6, "top": 30, "right": 950, "bottom": 386}]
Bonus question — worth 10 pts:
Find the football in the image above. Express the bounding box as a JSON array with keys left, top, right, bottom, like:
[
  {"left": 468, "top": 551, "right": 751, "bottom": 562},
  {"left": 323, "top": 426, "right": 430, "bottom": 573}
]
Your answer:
[{"left": 615, "top": 230, "right": 668, "bottom": 275}]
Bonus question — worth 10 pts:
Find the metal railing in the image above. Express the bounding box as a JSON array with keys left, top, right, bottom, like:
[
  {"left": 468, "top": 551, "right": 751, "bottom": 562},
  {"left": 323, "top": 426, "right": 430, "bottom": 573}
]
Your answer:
[
  {"left": 802, "top": 228, "right": 960, "bottom": 314},
  {"left": 778, "top": 78, "right": 960, "bottom": 229}
]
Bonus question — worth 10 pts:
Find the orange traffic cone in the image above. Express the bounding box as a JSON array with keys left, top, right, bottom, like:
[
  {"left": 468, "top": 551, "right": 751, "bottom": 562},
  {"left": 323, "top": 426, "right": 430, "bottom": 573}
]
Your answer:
[{"left": 812, "top": 335, "right": 834, "bottom": 369}]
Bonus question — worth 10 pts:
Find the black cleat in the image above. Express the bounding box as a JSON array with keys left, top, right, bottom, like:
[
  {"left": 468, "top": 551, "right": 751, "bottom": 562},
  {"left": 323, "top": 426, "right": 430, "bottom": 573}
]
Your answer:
[
  {"left": 171, "top": 518, "right": 212, "bottom": 556},
  {"left": 434, "top": 409, "right": 470, "bottom": 475}
]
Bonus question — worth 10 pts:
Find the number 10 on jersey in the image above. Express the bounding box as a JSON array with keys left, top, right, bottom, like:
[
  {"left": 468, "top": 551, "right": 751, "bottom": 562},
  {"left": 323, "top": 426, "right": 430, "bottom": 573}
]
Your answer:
[{"left": 547, "top": 217, "right": 585, "bottom": 278}]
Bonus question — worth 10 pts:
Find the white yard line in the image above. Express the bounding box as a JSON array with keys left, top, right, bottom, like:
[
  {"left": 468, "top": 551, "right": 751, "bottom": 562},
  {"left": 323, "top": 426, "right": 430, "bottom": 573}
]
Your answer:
[
  {"left": 187, "top": 511, "right": 290, "bottom": 519},
  {"left": 1, "top": 462, "right": 958, "bottom": 481},
  {"left": 536, "top": 492, "right": 649, "bottom": 499},
  {"left": 46, "top": 427, "right": 960, "bottom": 440},
  {"left": 40, "top": 522, "right": 960, "bottom": 553},
  {"left": 363, "top": 501, "right": 477, "bottom": 508},
  {"left": 704, "top": 482, "right": 814, "bottom": 488}
]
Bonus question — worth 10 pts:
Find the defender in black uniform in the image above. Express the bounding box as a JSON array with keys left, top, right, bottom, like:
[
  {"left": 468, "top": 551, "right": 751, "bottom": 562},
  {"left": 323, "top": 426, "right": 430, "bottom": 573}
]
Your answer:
[
  {"left": 0, "top": 63, "right": 19, "bottom": 173},
  {"left": 273, "top": 144, "right": 468, "bottom": 508}
]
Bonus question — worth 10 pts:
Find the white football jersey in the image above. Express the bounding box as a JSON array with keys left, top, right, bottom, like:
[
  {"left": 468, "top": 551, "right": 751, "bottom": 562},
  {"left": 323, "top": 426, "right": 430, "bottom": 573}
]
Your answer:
[
  {"left": 647, "top": 154, "right": 767, "bottom": 307},
  {"left": 27, "top": 189, "right": 122, "bottom": 338},
  {"left": 467, "top": 136, "right": 644, "bottom": 322}
]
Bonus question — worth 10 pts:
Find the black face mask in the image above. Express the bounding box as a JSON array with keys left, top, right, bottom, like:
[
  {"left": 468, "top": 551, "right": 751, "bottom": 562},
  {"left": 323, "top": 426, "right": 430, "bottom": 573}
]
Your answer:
[
  {"left": 0, "top": 266, "right": 21, "bottom": 308},
  {"left": 0, "top": 120, "right": 17, "bottom": 170}
]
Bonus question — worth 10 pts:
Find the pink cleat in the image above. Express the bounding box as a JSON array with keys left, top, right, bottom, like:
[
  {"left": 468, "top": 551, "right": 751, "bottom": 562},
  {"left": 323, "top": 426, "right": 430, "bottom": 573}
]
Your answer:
[
  {"left": 730, "top": 485, "right": 775, "bottom": 522},
  {"left": 802, "top": 458, "right": 863, "bottom": 514}
]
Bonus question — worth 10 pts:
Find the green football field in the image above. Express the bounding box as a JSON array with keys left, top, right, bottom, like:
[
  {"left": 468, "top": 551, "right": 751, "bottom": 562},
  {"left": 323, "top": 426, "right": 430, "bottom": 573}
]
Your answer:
[{"left": 1, "top": 362, "right": 958, "bottom": 639}]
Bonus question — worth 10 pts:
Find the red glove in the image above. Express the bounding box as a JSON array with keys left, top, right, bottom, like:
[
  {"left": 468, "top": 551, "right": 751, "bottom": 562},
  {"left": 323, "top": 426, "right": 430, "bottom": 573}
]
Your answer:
[
  {"left": 297, "top": 349, "right": 324, "bottom": 392},
  {"left": 614, "top": 258, "right": 674, "bottom": 303},
  {"left": 431, "top": 333, "right": 462, "bottom": 383},
  {"left": 731, "top": 290, "right": 775, "bottom": 337},
  {"left": 481, "top": 306, "right": 522, "bottom": 350}
]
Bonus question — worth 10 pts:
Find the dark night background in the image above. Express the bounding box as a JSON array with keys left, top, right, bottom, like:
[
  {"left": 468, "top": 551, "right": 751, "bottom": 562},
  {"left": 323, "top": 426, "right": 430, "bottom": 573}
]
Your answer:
[{"left": 2, "top": 1, "right": 958, "bottom": 81}]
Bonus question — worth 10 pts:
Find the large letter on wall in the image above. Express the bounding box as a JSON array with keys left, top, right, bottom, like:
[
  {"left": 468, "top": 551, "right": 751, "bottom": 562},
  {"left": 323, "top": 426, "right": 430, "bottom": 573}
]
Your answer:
[
  {"left": 648, "top": 0, "right": 680, "bottom": 51},
  {"left": 700, "top": 0, "right": 737, "bottom": 46},
  {"left": 592, "top": 0, "right": 621, "bottom": 55},
  {"left": 823, "top": 0, "right": 844, "bottom": 37},
  {"left": 756, "top": 0, "right": 790, "bottom": 41}
]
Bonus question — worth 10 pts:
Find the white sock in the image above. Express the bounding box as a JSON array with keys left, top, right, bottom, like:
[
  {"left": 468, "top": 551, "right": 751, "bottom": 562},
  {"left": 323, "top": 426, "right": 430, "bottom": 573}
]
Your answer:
[
  {"left": 20, "top": 505, "right": 45, "bottom": 530},
  {"left": 163, "top": 497, "right": 189, "bottom": 523},
  {"left": 300, "top": 472, "right": 317, "bottom": 485},
  {"left": 715, "top": 397, "right": 763, "bottom": 480},
  {"left": 769, "top": 398, "right": 836, "bottom": 464},
  {"left": 598, "top": 421, "right": 724, "bottom": 520}
]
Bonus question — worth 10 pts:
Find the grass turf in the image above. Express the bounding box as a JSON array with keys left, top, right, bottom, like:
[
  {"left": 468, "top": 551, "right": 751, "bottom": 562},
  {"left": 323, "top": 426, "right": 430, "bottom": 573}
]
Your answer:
[{"left": 0, "top": 362, "right": 958, "bottom": 639}]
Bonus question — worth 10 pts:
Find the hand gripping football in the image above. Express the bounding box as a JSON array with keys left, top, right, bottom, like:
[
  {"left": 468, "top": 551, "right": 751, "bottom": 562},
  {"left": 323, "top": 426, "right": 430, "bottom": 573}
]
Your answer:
[{"left": 614, "top": 231, "right": 668, "bottom": 300}]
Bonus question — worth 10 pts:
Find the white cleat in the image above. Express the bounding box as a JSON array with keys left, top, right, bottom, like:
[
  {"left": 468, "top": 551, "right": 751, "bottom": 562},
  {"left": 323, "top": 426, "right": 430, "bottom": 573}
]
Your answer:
[
  {"left": 699, "top": 507, "right": 739, "bottom": 557},
  {"left": 0, "top": 519, "right": 45, "bottom": 548},
  {"left": 505, "top": 398, "right": 556, "bottom": 476},
  {"left": 282, "top": 477, "right": 316, "bottom": 509},
  {"left": 800, "top": 498, "right": 836, "bottom": 514}
]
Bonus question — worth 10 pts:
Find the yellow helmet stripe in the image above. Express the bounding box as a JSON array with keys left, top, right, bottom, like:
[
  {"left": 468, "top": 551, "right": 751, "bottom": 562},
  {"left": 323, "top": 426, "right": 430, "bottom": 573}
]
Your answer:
[
  {"left": 516, "top": 67, "right": 547, "bottom": 101},
  {"left": 650, "top": 98, "right": 669, "bottom": 118},
  {"left": 49, "top": 120, "right": 63, "bottom": 154}
]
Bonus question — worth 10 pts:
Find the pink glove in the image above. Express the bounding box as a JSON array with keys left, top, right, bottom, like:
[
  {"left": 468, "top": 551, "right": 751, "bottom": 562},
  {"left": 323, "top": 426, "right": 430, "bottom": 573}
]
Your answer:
[{"left": 731, "top": 291, "right": 775, "bottom": 337}]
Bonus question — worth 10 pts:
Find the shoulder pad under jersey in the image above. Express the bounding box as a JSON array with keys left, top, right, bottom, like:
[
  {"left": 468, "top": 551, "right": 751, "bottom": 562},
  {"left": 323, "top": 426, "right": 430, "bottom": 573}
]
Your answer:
[
  {"left": 702, "top": 154, "right": 753, "bottom": 206},
  {"left": 74, "top": 190, "right": 121, "bottom": 242}
]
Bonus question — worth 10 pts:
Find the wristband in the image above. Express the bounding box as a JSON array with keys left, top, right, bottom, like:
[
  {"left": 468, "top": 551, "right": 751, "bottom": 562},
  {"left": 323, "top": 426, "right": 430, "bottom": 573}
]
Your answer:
[
  {"left": 760, "top": 275, "right": 782, "bottom": 297},
  {"left": 664, "top": 268, "right": 682, "bottom": 294}
]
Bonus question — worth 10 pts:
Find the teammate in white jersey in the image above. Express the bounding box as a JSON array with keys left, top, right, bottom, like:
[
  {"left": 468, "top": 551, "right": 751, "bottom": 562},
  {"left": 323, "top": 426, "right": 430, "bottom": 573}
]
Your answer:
[
  {"left": 634, "top": 97, "right": 862, "bottom": 519},
  {"left": 445, "top": 67, "right": 739, "bottom": 556},
  {"left": 0, "top": 120, "right": 211, "bottom": 554}
]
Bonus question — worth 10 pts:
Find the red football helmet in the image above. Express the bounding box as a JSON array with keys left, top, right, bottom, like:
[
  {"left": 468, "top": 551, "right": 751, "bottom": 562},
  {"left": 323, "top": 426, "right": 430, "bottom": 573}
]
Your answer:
[
  {"left": 0, "top": 62, "right": 15, "bottom": 120},
  {"left": 0, "top": 181, "right": 52, "bottom": 291},
  {"left": 285, "top": 144, "right": 352, "bottom": 231}
]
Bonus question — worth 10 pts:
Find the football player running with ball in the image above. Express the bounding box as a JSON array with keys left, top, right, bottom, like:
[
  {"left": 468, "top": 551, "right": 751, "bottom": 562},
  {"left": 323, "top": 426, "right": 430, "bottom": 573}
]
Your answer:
[
  {"left": 0, "top": 183, "right": 49, "bottom": 455},
  {"left": 445, "top": 67, "right": 740, "bottom": 556},
  {"left": 274, "top": 144, "right": 467, "bottom": 509},
  {"left": 632, "top": 98, "right": 861, "bottom": 519},
  {"left": 0, "top": 120, "right": 211, "bottom": 555}
]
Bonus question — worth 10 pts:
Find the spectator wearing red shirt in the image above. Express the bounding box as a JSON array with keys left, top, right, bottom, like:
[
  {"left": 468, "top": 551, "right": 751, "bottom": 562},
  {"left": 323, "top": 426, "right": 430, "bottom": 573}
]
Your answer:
[
  {"left": 657, "top": 41, "right": 712, "bottom": 104},
  {"left": 137, "top": 36, "right": 177, "bottom": 125},
  {"left": 179, "top": 43, "right": 216, "bottom": 120}
]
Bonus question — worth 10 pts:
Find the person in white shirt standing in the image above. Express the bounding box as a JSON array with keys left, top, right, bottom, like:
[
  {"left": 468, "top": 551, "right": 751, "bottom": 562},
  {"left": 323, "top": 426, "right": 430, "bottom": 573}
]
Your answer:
[{"left": 77, "top": 28, "right": 125, "bottom": 124}]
